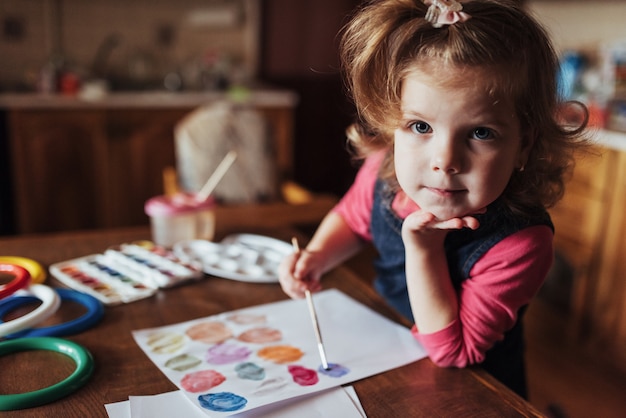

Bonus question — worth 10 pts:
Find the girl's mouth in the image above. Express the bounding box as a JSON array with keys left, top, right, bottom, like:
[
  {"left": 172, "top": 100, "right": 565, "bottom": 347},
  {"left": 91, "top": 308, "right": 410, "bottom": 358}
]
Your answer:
[{"left": 425, "top": 187, "right": 466, "bottom": 197}]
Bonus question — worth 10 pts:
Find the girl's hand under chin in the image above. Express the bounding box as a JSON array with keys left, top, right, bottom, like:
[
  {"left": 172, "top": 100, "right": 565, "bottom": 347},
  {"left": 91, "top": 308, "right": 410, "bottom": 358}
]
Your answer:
[{"left": 401, "top": 208, "right": 484, "bottom": 248}]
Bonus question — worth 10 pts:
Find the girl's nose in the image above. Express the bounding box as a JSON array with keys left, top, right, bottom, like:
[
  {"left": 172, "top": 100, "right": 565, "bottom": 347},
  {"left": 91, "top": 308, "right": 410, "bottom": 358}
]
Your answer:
[{"left": 430, "top": 137, "right": 461, "bottom": 174}]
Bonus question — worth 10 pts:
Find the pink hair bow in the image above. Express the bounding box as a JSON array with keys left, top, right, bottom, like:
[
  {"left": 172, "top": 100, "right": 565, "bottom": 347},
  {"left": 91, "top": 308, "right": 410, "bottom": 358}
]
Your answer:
[{"left": 423, "top": 0, "right": 471, "bottom": 28}]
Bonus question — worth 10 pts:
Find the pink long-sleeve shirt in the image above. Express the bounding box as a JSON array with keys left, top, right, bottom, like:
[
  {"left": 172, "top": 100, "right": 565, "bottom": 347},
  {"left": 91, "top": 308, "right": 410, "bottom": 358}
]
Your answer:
[{"left": 333, "top": 152, "right": 553, "bottom": 367}]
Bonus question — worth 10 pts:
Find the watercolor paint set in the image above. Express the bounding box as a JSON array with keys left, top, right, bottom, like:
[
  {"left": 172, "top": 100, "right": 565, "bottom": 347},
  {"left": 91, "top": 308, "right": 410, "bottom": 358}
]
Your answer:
[
  {"left": 172, "top": 234, "right": 294, "bottom": 283},
  {"left": 49, "top": 243, "right": 203, "bottom": 306}
]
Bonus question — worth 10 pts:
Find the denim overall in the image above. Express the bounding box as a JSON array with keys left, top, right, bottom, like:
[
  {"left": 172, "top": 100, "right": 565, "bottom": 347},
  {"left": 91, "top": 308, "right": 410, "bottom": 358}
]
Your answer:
[{"left": 370, "top": 180, "right": 553, "bottom": 398}]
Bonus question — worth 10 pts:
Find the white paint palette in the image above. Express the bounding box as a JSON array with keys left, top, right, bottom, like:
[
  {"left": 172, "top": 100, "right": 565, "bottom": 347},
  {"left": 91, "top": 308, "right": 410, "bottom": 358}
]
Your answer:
[{"left": 173, "top": 234, "right": 293, "bottom": 283}]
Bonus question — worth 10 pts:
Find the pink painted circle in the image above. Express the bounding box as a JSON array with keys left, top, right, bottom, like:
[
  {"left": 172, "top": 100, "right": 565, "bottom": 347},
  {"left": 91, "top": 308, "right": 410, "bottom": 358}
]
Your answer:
[{"left": 180, "top": 369, "right": 226, "bottom": 393}]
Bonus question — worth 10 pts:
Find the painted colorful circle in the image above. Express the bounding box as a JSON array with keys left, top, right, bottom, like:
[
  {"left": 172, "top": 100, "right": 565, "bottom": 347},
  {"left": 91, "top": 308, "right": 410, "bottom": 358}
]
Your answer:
[
  {"left": 287, "top": 365, "right": 319, "bottom": 386},
  {"left": 197, "top": 392, "right": 248, "bottom": 412},
  {"left": 206, "top": 343, "right": 252, "bottom": 365},
  {"left": 227, "top": 313, "right": 267, "bottom": 325},
  {"left": 180, "top": 370, "right": 225, "bottom": 393},
  {"left": 235, "top": 362, "right": 265, "bottom": 381},
  {"left": 237, "top": 327, "right": 282, "bottom": 344},
  {"left": 253, "top": 377, "right": 288, "bottom": 396},
  {"left": 257, "top": 345, "right": 303, "bottom": 364},
  {"left": 186, "top": 321, "right": 233, "bottom": 344},
  {"left": 319, "top": 363, "right": 350, "bottom": 378},
  {"left": 146, "top": 332, "right": 184, "bottom": 354},
  {"left": 165, "top": 353, "right": 201, "bottom": 372}
]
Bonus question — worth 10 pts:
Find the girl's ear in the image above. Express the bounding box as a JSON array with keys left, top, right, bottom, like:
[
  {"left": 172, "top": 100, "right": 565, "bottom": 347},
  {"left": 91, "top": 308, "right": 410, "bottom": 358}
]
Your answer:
[{"left": 518, "top": 128, "right": 537, "bottom": 171}]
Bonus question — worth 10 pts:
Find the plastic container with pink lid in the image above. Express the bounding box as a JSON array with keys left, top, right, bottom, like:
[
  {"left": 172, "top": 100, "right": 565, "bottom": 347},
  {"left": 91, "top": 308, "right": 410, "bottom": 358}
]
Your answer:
[{"left": 144, "top": 193, "right": 216, "bottom": 248}]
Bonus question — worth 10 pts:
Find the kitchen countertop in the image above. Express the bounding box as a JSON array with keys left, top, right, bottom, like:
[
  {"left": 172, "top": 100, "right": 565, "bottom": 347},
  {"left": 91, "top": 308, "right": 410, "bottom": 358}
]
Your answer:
[{"left": 0, "top": 89, "right": 298, "bottom": 110}]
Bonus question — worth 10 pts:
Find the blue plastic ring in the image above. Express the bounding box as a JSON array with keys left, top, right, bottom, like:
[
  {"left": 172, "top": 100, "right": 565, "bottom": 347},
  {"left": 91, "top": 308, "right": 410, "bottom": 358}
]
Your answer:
[{"left": 0, "top": 288, "right": 104, "bottom": 339}]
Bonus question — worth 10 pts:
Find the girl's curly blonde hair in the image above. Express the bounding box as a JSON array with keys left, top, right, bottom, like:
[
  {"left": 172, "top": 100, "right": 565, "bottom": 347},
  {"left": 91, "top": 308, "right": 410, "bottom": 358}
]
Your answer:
[{"left": 340, "top": 0, "right": 590, "bottom": 218}]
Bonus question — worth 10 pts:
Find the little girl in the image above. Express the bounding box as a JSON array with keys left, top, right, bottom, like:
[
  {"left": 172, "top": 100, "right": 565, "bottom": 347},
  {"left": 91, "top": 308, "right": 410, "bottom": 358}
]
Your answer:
[{"left": 279, "top": 0, "right": 589, "bottom": 397}]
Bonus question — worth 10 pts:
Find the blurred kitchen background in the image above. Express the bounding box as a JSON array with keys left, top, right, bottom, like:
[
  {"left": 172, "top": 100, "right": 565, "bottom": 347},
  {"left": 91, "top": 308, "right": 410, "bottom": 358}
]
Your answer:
[
  {"left": 1, "top": 1, "right": 626, "bottom": 417},
  {"left": 1, "top": 0, "right": 259, "bottom": 93},
  {"left": 0, "top": 0, "right": 361, "bottom": 214},
  {"left": 1, "top": 0, "right": 626, "bottom": 231}
]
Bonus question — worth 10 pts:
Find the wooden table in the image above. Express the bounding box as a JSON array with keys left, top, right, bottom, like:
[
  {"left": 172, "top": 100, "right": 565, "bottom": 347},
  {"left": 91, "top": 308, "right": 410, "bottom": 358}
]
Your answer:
[{"left": 0, "top": 226, "right": 544, "bottom": 417}]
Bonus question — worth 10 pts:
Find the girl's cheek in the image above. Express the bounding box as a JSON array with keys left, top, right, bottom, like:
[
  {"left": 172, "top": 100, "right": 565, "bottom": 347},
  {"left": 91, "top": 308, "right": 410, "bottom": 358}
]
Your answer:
[{"left": 396, "top": 158, "right": 420, "bottom": 186}]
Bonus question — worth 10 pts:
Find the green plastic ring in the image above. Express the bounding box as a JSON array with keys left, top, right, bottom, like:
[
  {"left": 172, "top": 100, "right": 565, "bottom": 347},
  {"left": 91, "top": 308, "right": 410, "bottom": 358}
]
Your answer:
[{"left": 0, "top": 337, "right": 94, "bottom": 411}]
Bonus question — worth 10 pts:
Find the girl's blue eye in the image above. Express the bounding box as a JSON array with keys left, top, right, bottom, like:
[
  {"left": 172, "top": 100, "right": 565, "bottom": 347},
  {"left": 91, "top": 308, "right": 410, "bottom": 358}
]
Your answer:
[
  {"left": 410, "top": 121, "right": 431, "bottom": 134},
  {"left": 472, "top": 127, "right": 492, "bottom": 140}
]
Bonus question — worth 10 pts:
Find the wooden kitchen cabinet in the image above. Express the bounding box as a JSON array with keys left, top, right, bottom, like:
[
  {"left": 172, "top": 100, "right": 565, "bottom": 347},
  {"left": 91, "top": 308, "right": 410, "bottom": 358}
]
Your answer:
[
  {"left": 549, "top": 141, "right": 626, "bottom": 371},
  {"left": 5, "top": 96, "right": 302, "bottom": 235},
  {"left": 589, "top": 149, "right": 626, "bottom": 369},
  {"left": 8, "top": 108, "right": 187, "bottom": 233},
  {"left": 102, "top": 109, "right": 189, "bottom": 227},
  {"left": 9, "top": 110, "right": 108, "bottom": 233}
]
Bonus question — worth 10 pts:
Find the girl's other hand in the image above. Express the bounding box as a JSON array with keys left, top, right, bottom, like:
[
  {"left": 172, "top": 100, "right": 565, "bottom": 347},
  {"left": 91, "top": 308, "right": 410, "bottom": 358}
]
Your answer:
[{"left": 278, "top": 249, "right": 323, "bottom": 299}]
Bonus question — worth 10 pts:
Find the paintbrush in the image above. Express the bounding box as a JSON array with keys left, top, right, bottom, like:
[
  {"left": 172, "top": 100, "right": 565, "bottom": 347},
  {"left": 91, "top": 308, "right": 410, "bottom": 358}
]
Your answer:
[
  {"left": 291, "top": 237, "right": 330, "bottom": 370},
  {"left": 195, "top": 150, "right": 237, "bottom": 202}
]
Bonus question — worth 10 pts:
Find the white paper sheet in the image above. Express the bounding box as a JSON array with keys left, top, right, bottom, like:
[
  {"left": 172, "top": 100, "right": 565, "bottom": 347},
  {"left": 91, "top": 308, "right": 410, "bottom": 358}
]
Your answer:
[
  {"left": 105, "top": 400, "right": 131, "bottom": 418},
  {"left": 131, "top": 289, "right": 426, "bottom": 416},
  {"left": 105, "top": 386, "right": 365, "bottom": 418}
]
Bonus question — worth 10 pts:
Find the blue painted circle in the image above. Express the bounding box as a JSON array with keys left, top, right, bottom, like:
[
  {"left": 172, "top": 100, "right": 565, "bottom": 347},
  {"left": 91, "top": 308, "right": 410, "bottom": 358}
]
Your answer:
[
  {"left": 198, "top": 392, "right": 248, "bottom": 412},
  {"left": 0, "top": 288, "right": 104, "bottom": 338}
]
